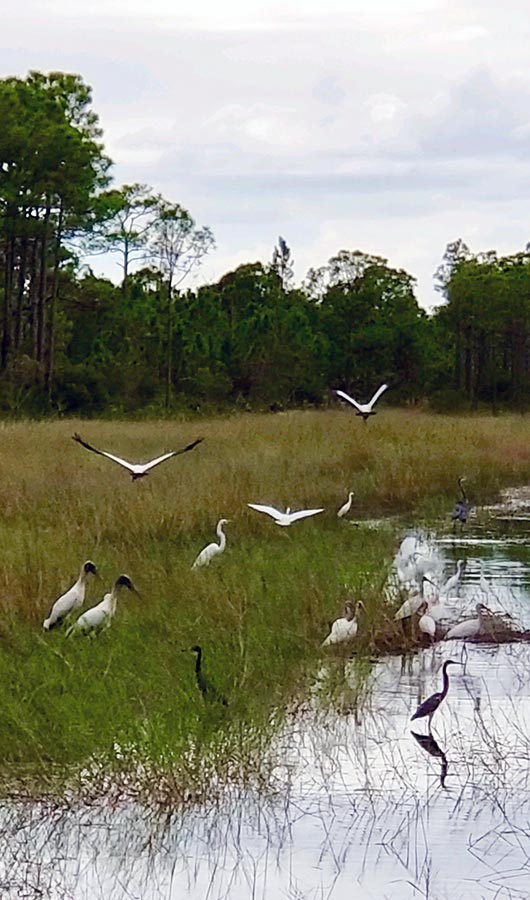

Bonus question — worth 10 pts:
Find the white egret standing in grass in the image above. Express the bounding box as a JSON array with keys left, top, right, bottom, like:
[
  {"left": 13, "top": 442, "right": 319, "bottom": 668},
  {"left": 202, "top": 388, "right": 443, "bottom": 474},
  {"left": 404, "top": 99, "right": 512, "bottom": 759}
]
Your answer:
[
  {"left": 410, "top": 660, "right": 460, "bottom": 731},
  {"left": 72, "top": 433, "right": 203, "bottom": 480},
  {"left": 337, "top": 492, "right": 354, "bottom": 518},
  {"left": 192, "top": 519, "right": 229, "bottom": 568},
  {"left": 71, "top": 574, "right": 137, "bottom": 634},
  {"left": 445, "top": 603, "right": 489, "bottom": 640},
  {"left": 322, "top": 599, "right": 364, "bottom": 647},
  {"left": 441, "top": 560, "right": 464, "bottom": 597},
  {"left": 247, "top": 504, "right": 324, "bottom": 526},
  {"left": 334, "top": 384, "right": 388, "bottom": 422},
  {"left": 43, "top": 560, "right": 97, "bottom": 631}
]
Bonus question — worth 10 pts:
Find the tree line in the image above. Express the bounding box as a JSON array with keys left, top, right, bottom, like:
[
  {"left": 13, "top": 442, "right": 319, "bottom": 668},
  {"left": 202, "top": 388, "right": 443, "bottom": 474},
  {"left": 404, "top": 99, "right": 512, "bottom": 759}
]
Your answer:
[{"left": 1, "top": 71, "right": 528, "bottom": 416}]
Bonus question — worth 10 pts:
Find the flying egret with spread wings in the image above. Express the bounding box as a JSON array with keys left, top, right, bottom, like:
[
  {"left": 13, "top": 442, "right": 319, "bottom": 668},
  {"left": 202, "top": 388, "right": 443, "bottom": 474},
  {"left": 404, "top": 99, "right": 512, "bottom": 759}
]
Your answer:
[
  {"left": 334, "top": 384, "right": 388, "bottom": 421},
  {"left": 247, "top": 504, "right": 324, "bottom": 526},
  {"left": 72, "top": 433, "right": 203, "bottom": 480}
]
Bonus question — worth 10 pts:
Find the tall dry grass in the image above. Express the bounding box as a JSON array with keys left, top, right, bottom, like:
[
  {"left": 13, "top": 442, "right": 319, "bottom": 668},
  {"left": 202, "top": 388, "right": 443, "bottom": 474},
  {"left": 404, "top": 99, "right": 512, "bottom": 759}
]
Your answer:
[{"left": 0, "top": 409, "right": 528, "bottom": 790}]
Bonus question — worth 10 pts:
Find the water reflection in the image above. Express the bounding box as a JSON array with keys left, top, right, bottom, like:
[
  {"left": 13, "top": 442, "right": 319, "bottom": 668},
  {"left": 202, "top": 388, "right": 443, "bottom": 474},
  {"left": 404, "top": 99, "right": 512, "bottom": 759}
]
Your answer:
[{"left": 3, "top": 519, "right": 530, "bottom": 899}]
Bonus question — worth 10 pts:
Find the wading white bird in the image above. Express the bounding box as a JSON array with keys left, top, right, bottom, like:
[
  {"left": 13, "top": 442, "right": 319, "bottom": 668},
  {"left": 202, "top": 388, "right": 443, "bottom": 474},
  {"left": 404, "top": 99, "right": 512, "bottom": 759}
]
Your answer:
[
  {"left": 441, "top": 560, "right": 464, "bottom": 597},
  {"left": 43, "top": 560, "right": 98, "bottom": 630},
  {"left": 192, "top": 519, "right": 229, "bottom": 568},
  {"left": 72, "top": 433, "right": 203, "bottom": 480},
  {"left": 418, "top": 602, "right": 436, "bottom": 639},
  {"left": 322, "top": 599, "right": 363, "bottom": 647},
  {"left": 247, "top": 504, "right": 324, "bottom": 526},
  {"left": 445, "top": 602, "right": 489, "bottom": 640},
  {"left": 334, "top": 384, "right": 389, "bottom": 421},
  {"left": 71, "top": 574, "right": 137, "bottom": 634},
  {"left": 337, "top": 491, "right": 354, "bottom": 518}
]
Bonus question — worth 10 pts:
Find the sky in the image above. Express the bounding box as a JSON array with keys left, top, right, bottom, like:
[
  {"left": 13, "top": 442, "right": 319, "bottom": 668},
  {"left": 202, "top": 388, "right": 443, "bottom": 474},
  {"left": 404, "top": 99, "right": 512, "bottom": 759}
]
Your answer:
[{"left": 3, "top": 0, "right": 530, "bottom": 308}]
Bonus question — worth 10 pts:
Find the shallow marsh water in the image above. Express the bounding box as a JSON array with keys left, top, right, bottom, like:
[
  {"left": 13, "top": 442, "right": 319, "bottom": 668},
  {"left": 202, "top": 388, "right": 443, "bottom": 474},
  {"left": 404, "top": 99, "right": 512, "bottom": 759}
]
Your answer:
[{"left": 3, "top": 518, "right": 530, "bottom": 900}]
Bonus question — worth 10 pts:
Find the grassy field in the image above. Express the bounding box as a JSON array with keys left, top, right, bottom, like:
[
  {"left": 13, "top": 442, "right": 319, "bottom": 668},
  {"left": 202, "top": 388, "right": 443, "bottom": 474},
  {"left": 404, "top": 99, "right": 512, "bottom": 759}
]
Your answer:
[{"left": 0, "top": 408, "right": 529, "bottom": 797}]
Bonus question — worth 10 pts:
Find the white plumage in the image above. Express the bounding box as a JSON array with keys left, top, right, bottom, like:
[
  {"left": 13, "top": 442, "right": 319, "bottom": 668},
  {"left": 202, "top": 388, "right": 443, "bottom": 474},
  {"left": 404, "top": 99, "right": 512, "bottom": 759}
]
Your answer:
[
  {"left": 247, "top": 503, "right": 324, "bottom": 526},
  {"left": 72, "top": 574, "right": 136, "bottom": 634},
  {"left": 322, "top": 600, "right": 360, "bottom": 647},
  {"left": 192, "top": 519, "right": 229, "bottom": 568},
  {"left": 440, "top": 560, "right": 464, "bottom": 597},
  {"left": 445, "top": 603, "right": 489, "bottom": 640},
  {"left": 43, "top": 560, "right": 97, "bottom": 630},
  {"left": 334, "top": 384, "right": 388, "bottom": 421},
  {"left": 337, "top": 492, "right": 354, "bottom": 518},
  {"left": 418, "top": 603, "right": 436, "bottom": 638},
  {"left": 72, "top": 433, "right": 203, "bottom": 480}
]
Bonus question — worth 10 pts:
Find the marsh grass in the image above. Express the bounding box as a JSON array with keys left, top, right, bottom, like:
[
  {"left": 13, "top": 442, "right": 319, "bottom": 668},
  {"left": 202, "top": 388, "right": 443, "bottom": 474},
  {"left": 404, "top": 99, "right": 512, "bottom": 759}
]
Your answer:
[{"left": 0, "top": 409, "right": 529, "bottom": 796}]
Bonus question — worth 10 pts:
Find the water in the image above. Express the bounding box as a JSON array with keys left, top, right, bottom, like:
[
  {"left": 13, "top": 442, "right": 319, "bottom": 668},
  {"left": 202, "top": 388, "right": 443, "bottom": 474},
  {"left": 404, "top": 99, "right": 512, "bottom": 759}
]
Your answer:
[{"left": 3, "top": 520, "right": 530, "bottom": 900}]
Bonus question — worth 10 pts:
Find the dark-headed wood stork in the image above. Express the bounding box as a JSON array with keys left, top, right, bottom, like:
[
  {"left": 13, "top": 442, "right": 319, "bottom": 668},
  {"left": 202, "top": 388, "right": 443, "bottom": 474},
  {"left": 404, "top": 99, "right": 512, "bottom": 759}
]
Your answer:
[
  {"left": 334, "top": 384, "right": 388, "bottom": 422},
  {"left": 72, "top": 433, "right": 203, "bottom": 480},
  {"left": 71, "top": 574, "right": 137, "bottom": 634},
  {"left": 43, "top": 560, "right": 97, "bottom": 630}
]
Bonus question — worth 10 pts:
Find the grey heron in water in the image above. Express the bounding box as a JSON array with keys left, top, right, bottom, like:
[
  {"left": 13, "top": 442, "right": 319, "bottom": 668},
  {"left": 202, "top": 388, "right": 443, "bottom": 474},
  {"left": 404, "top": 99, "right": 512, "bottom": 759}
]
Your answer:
[
  {"left": 410, "top": 659, "right": 460, "bottom": 731},
  {"left": 451, "top": 477, "right": 469, "bottom": 531}
]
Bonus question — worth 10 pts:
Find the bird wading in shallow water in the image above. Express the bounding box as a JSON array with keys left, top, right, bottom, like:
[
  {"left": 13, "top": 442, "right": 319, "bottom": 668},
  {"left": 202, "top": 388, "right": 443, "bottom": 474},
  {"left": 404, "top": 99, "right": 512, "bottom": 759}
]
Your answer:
[
  {"left": 411, "top": 659, "right": 460, "bottom": 731},
  {"left": 72, "top": 433, "right": 203, "bottom": 480},
  {"left": 43, "top": 560, "right": 97, "bottom": 630},
  {"left": 70, "top": 574, "right": 138, "bottom": 635},
  {"left": 247, "top": 503, "right": 324, "bottom": 526},
  {"left": 187, "top": 645, "right": 228, "bottom": 705},
  {"left": 333, "top": 384, "right": 389, "bottom": 422},
  {"left": 192, "top": 518, "right": 229, "bottom": 568},
  {"left": 451, "top": 477, "right": 469, "bottom": 531}
]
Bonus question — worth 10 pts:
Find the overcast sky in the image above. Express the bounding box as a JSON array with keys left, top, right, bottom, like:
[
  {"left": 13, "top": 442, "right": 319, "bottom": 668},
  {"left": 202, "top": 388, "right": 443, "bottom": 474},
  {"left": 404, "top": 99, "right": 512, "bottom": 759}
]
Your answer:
[{"left": 3, "top": 0, "right": 530, "bottom": 307}]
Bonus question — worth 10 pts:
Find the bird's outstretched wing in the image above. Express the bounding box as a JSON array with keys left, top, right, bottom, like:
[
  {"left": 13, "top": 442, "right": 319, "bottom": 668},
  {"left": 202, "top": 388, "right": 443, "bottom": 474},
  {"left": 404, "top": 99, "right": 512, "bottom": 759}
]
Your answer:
[
  {"left": 72, "top": 433, "right": 136, "bottom": 473},
  {"left": 140, "top": 438, "right": 203, "bottom": 473},
  {"left": 368, "top": 383, "right": 388, "bottom": 407},
  {"left": 334, "top": 390, "right": 363, "bottom": 413},
  {"left": 247, "top": 503, "right": 283, "bottom": 519},
  {"left": 288, "top": 508, "right": 324, "bottom": 522}
]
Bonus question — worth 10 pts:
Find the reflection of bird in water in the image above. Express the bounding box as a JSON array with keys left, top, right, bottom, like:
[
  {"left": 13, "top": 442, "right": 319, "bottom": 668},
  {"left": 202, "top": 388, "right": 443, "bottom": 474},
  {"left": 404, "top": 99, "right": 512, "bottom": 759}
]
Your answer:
[
  {"left": 411, "top": 730, "right": 449, "bottom": 787},
  {"left": 411, "top": 659, "right": 460, "bottom": 731},
  {"left": 451, "top": 476, "right": 469, "bottom": 531}
]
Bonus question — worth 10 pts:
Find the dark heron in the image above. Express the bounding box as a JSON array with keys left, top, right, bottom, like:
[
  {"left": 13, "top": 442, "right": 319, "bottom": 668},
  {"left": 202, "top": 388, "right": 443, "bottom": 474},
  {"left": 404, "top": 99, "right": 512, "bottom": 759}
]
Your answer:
[
  {"left": 72, "top": 433, "right": 203, "bottom": 480},
  {"left": 451, "top": 476, "right": 469, "bottom": 531},
  {"left": 188, "top": 645, "right": 228, "bottom": 706},
  {"left": 410, "top": 659, "right": 460, "bottom": 731}
]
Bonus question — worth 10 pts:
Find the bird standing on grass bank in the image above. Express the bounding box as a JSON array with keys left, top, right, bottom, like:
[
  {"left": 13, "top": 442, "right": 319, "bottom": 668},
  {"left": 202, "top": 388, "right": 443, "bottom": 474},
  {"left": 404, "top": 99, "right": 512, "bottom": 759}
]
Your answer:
[
  {"left": 322, "top": 599, "right": 364, "bottom": 647},
  {"left": 444, "top": 602, "right": 489, "bottom": 640},
  {"left": 72, "top": 433, "right": 203, "bottom": 480},
  {"left": 187, "top": 645, "right": 228, "bottom": 705},
  {"left": 70, "top": 575, "right": 137, "bottom": 634},
  {"left": 192, "top": 519, "right": 229, "bottom": 568},
  {"left": 247, "top": 504, "right": 324, "bottom": 526},
  {"left": 411, "top": 659, "right": 460, "bottom": 731},
  {"left": 334, "top": 384, "right": 388, "bottom": 422},
  {"left": 337, "top": 492, "right": 354, "bottom": 519},
  {"left": 43, "top": 560, "right": 97, "bottom": 630},
  {"left": 451, "top": 477, "right": 469, "bottom": 531}
]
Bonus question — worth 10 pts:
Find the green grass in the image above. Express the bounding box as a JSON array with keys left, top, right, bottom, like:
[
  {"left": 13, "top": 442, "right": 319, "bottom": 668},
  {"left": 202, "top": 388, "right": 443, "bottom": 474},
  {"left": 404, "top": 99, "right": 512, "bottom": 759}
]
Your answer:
[{"left": 0, "top": 409, "right": 529, "bottom": 797}]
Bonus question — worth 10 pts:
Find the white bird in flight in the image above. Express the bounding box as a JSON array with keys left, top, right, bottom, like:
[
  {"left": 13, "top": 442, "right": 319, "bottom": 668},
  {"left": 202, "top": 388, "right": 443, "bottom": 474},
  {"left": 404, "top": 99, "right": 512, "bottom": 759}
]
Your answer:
[
  {"left": 334, "top": 384, "right": 389, "bottom": 421},
  {"left": 72, "top": 433, "right": 203, "bottom": 480},
  {"left": 71, "top": 574, "right": 137, "bottom": 634},
  {"left": 337, "top": 491, "right": 354, "bottom": 518},
  {"left": 43, "top": 560, "right": 97, "bottom": 630},
  {"left": 192, "top": 518, "right": 229, "bottom": 568},
  {"left": 247, "top": 503, "right": 324, "bottom": 526}
]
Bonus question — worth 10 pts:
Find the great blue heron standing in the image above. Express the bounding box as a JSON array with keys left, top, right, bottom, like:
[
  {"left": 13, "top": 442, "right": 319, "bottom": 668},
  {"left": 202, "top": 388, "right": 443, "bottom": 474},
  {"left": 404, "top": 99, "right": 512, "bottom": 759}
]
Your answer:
[
  {"left": 410, "top": 659, "right": 460, "bottom": 731},
  {"left": 451, "top": 477, "right": 469, "bottom": 531}
]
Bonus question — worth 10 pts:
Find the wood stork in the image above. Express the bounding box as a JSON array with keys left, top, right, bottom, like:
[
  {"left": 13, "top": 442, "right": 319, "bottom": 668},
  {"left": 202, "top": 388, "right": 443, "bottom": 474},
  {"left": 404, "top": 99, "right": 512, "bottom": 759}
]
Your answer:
[
  {"left": 337, "top": 492, "right": 354, "bottom": 518},
  {"left": 187, "top": 645, "right": 228, "bottom": 705},
  {"left": 418, "top": 602, "right": 436, "bottom": 639},
  {"left": 72, "top": 433, "right": 203, "bottom": 480},
  {"left": 444, "top": 603, "right": 489, "bottom": 640},
  {"left": 451, "top": 477, "right": 469, "bottom": 530},
  {"left": 43, "top": 560, "right": 97, "bottom": 630},
  {"left": 334, "top": 384, "right": 388, "bottom": 422},
  {"left": 71, "top": 574, "right": 137, "bottom": 634},
  {"left": 192, "top": 519, "right": 229, "bottom": 568},
  {"left": 322, "top": 600, "right": 363, "bottom": 647},
  {"left": 411, "top": 659, "right": 460, "bottom": 731},
  {"left": 247, "top": 503, "right": 324, "bottom": 526}
]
